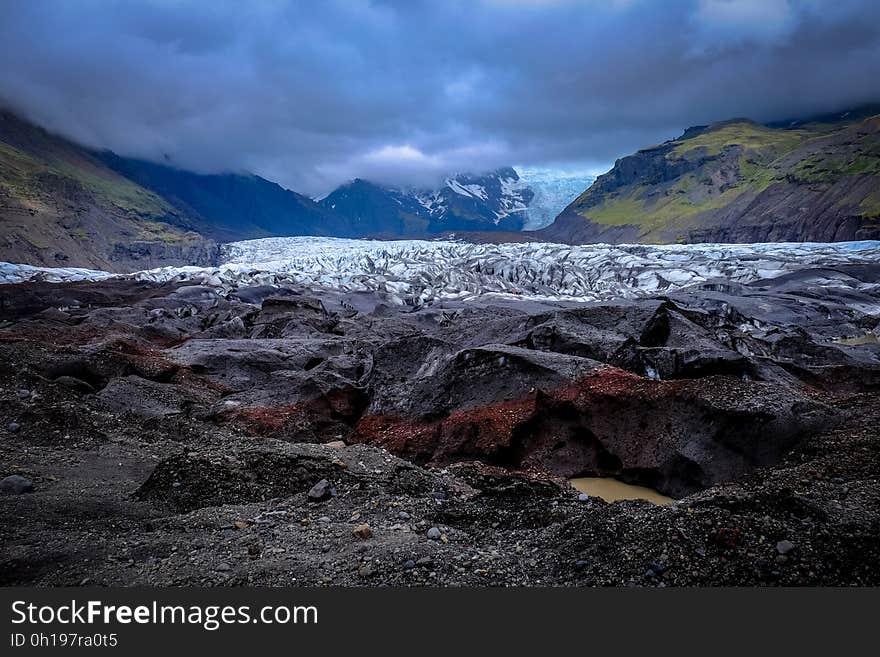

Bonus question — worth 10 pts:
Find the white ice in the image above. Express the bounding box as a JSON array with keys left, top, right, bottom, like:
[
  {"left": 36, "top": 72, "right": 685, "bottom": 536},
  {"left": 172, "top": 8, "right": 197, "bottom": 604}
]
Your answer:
[{"left": 2, "top": 237, "right": 879, "bottom": 308}]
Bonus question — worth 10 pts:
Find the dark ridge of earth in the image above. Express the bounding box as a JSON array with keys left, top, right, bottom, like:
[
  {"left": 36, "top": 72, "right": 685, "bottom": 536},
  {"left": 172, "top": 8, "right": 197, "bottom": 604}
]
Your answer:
[{"left": 0, "top": 267, "right": 879, "bottom": 586}]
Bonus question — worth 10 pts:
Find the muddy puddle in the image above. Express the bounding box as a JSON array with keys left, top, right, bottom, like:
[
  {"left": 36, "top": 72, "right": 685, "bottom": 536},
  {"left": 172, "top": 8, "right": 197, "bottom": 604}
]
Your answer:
[{"left": 570, "top": 477, "right": 673, "bottom": 505}]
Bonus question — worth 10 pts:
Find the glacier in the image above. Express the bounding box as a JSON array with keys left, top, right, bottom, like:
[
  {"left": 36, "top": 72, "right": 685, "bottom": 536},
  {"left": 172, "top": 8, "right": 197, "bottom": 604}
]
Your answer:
[
  {"left": 3, "top": 237, "right": 879, "bottom": 309},
  {"left": 514, "top": 166, "right": 599, "bottom": 230}
]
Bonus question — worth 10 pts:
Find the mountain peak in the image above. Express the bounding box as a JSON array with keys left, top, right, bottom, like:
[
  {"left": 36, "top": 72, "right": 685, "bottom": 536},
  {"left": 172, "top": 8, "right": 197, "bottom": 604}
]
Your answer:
[{"left": 320, "top": 168, "right": 535, "bottom": 236}]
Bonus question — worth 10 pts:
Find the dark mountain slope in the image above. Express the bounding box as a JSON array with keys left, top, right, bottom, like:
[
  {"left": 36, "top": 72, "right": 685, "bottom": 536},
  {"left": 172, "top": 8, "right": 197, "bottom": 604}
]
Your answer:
[
  {"left": 0, "top": 110, "right": 357, "bottom": 271},
  {"left": 319, "top": 179, "right": 430, "bottom": 236},
  {"left": 0, "top": 110, "right": 218, "bottom": 271},
  {"left": 541, "top": 109, "right": 880, "bottom": 244},
  {"left": 97, "top": 153, "right": 352, "bottom": 242}
]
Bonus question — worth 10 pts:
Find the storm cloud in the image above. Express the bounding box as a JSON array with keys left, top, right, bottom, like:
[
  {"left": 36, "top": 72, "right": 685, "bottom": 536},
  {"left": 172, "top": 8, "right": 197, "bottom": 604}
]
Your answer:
[{"left": 1, "top": 0, "right": 879, "bottom": 195}]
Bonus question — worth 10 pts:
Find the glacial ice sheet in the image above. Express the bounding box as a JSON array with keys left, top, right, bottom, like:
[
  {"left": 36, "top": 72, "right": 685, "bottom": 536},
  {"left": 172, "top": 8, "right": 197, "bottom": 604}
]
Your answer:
[
  {"left": 514, "top": 166, "right": 598, "bottom": 230},
  {"left": 2, "top": 237, "right": 879, "bottom": 307},
  {"left": 0, "top": 261, "right": 116, "bottom": 285}
]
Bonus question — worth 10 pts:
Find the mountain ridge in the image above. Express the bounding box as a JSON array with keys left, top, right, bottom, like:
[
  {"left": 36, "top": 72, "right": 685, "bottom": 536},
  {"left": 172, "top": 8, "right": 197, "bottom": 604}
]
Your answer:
[
  {"left": 96, "top": 152, "right": 351, "bottom": 242},
  {"left": 0, "top": 109, "right": 361, "bottom": 271},
  {"left": 0, "top": 109, "right": 546, "bottom": 269},
  {"left": 540, "top": 108, "right": 880, "bottom": 244},
  {"left": 319, "top": 167, "right": 534, "bottom": 236}
]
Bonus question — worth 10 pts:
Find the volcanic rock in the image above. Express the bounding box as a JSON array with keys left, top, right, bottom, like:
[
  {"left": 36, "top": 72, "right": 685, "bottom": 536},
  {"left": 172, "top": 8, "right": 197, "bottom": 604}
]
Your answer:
[
  {"left": 353, "top": 524, "right": 373, "bottom": 540},
  {"left": 0, "top": 263, "right": 878, "bottom": 587},
  {"left": 308, "top": 479, "right": 332, "bottom": 501},
  {"left": 1, "top": 475, "right": 33, "bottom": 494}
]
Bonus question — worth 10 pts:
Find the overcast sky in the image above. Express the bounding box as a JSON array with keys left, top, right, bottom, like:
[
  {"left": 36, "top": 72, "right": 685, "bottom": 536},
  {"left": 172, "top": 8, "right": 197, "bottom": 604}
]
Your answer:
[{"left": 1, "top": 0, "right": 879, "bottom": 195}]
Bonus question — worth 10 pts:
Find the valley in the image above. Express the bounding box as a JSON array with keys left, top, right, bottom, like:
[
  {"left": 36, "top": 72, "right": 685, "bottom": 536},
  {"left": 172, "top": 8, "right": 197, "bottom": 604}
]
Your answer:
[{"left": 4, "top": 106, "right": 880, "bottom": 275}]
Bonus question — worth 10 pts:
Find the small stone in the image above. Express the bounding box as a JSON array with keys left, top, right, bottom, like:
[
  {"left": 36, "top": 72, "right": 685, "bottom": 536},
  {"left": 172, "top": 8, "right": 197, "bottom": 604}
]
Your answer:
[
  {"left": 353, "top": 523, "right": 373, "bottom": 540},
  {"left": 574, "top": 559, "right": 589, "bottom": 571},
  {"left": 398, "top": 511, "right": 411, "bottom": 520},
  {"left": 403, "top": 560, "right": 416, "bottom": 570},
  {"left": 6, "top": 422, "right": 21, "bottom": 434},
  {"left": 0, "top": 475, "right": 33, "bottom": 494},
  {"left": 649, "top": 561, "right": 666, "bottom": 575},
  {"left": 318, "top": 516, "right": 331, "bottom": 523},
  {"left": 776, "top": 540, "right": 795, "bottom": 555},
  {"left": 426, "top": 527, "right": 442, "bottom": 540},
  {"left": 431, "top": 491, "right": 446, "bottom": 501},
  {"left": 358, "top": 563, "right": 374, "bottom": 577},
  {"left": 233, "top": 519, "right": 250, "bottom": 530},
  {"left": 325, "top": 440, "right": 346, "bottom": 449},
  {"left": 416, "top": 556, "right": 433, "bottom": 567},
  {"left": 577, "top": 492, "right": 590, "bottom": 502},
  {"left": 308, "top": 479, "right": 332, "bottom": 501},
  {"left": 215, "top": 563, "right": 232, "bottom": 572},
  {"left": 17, "top": 389, "right": 30, "bottom": 399}
]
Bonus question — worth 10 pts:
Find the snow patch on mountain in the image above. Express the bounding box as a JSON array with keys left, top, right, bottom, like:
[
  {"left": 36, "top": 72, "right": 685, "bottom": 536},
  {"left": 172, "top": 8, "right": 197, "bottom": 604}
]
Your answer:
[
  {"left": 495, "top": 173, "right": 531, "bottom": 222},
  {"left": 446, "top": 179, "right": 488, "bottom": 201},
  {"left": 415, "top": 191, "right": 444, "bottom": 214}
]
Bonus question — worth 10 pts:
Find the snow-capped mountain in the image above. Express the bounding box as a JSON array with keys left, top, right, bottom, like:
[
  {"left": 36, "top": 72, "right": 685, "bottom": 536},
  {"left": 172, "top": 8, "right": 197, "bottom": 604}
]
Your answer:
[
  {"left": 514, "top": 166, "right": 598, "bottom": 230},
  {"left": 319, "top": 167, "right": 534, "bottom": 235}
]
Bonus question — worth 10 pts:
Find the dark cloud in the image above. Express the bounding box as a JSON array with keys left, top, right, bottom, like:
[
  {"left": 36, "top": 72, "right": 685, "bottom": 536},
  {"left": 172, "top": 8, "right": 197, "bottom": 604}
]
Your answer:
[{"left": 1, "top": 0, "right": 879, "bottom": 195}]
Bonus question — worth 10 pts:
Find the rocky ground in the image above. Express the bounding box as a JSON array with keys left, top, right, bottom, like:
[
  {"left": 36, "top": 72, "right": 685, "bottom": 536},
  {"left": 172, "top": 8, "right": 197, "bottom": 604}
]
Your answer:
[{"left": 1, "top": 266, "right": 879, "bottom": 586}]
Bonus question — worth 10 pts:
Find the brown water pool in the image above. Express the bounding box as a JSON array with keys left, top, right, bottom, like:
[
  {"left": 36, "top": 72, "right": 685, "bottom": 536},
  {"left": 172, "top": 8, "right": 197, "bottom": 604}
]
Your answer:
[{"left": 570, "top": 477, "right": 673, "bottom": 505}]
